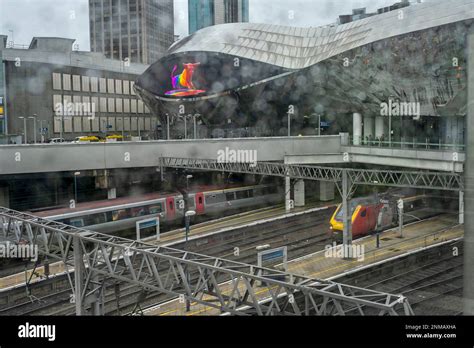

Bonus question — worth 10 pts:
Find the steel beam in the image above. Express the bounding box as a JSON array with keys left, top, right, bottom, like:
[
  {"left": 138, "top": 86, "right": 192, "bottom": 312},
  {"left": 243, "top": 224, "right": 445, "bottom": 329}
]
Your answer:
[{"left": 0, "top": 207, "right": 413, "bottom": 316}]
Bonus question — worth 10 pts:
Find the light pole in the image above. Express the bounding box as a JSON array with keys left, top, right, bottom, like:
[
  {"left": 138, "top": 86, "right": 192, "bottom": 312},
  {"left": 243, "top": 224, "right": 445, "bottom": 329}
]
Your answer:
[
  {"left": 74, "top": 171, "right": 81, "bottom": 204},
  {"left": 19, "top": 117, "right": 27, "bottom": 144},
  {"left": 193, "top": 113, "right": 200, "bottom": 139},
  {"left": 317, "top": 113, "right": 321, "bottom": 136},
  {"left": 184, "top": 210, "right": 196, "bottom": 312},
  {"left": 287, "top": 112, "right": 291, "bottom": 137},
  {"left": 184, "top": 115, "right": 190, "bottom": 139},
  {"left": 39, "top": 119, "right": 46, "bottom": 143},
  {"left": 29, "top": 115, "right": 37, "bottom": 144},
  {"left": 165, "top": 113, "right": 170, "bottom": 140}
]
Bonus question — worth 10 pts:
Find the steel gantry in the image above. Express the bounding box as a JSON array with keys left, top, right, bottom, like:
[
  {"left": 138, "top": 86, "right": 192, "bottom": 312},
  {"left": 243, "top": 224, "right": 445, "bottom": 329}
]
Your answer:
[
  {"left": 0, "top": 207, "right": 413, "bottom": 316},
  {"left": 159, "top": 157, "right": 464, "bottom": 258}
]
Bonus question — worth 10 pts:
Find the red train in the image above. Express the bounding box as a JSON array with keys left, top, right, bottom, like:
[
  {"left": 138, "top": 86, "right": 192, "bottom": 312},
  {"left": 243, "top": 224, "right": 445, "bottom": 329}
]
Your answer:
[
  {"left": 31, "top": 184, "right": 282, "bottom": 234},
  {"left": 329, "top": 193, "right": 427, "bottom": 239}
]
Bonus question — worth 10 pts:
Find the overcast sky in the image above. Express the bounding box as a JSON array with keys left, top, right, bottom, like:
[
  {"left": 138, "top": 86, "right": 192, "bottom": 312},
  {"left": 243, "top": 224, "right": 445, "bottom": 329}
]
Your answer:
[{"left": 0, "top": 0, "right": 408, "bottom": 51}]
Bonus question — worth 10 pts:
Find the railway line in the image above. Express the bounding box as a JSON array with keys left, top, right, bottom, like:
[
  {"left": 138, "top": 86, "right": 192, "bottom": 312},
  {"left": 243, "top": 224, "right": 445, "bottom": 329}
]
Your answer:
[{"left": 0, "top": 205, "right": 336, "bottom": 316}]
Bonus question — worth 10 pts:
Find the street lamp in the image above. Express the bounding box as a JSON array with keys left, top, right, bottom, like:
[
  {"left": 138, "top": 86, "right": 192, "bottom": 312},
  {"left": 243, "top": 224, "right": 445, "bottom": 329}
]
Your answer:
[
  {"left": 193, "top": 113, "right": 200, "bottom": 139},
  {"left": 165, "top": 113, "right": 170, "bottom": 140},
  {"left": 29, "top": 115, "right": 37, "bottom": 144},
  {"left": 184, "top": 210, "right": 196, "bottom": 312},
  {"left": 18, "top": 117, "right": 27, "bottom": 144},
  {"left": 74, "top": 172, "right": 81, "bottom": 204}
]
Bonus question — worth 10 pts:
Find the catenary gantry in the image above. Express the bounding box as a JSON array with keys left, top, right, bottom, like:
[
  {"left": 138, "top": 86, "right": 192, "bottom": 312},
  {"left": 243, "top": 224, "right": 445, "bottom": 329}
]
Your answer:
[{"left": 0, "top": 207, "right": 413, "bottom": 316}]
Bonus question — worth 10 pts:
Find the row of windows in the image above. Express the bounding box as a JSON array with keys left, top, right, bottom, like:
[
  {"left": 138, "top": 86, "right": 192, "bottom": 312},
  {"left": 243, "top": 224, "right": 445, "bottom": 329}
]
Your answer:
[
  {"left": 52, "top": 95, "right": 150, "bottom": 114},
  {"left": 52, "top": 73, "right": 136, "bottom": 96},
  {"left": 61, "top": 203, "right": 163, "bottom": 227},
  {"left": 53, "top": 115, "right": 158, "bottom": 133},
  {"left": 205, "top": 187, "right": 278, "bottom": 205}
]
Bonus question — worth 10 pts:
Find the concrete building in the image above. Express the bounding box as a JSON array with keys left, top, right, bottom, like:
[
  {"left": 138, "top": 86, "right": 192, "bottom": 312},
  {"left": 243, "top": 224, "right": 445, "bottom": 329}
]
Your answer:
[
  {"left": 89, "top": 0, "right": 174, "bottom": 65},
  {"left": 0, "top": 36, "right": 159, "bottom": 143},
  {"left": 188, "top": 0, "right": 249, "bottom": 35}
]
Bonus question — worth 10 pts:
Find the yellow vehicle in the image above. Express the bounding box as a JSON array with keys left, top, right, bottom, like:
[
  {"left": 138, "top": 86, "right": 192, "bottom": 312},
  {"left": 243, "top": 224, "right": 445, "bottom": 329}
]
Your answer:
[
  {"left": 73, "top": 136, "right": 99, "bottom": 143},
  {"left": 106, "top": 134, "right": 124, "bottom": 140}
]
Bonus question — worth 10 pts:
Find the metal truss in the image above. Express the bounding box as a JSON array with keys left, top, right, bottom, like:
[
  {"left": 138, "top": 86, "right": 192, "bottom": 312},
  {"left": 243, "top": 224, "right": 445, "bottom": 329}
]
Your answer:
[
  {"left": 0, "top": 207, "right": 413, "bottom": 316},
  {"left": 158, "top": 157, "right": 463, "bottom": 191}
]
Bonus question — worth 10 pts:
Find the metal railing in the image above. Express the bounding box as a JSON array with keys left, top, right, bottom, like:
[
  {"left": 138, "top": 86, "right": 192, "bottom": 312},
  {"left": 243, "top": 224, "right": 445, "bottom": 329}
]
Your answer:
[{"left": 349, "top": 136, "right": 465, "bottom": 151}]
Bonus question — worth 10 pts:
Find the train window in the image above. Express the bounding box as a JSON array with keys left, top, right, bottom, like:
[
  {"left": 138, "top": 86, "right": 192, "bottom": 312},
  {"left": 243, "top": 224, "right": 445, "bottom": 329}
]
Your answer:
[
  {"left": 112, "top": 209, "right": 130, "bottom": 221},
  {"left": 360, "top": 209, "right": 367, "bottom": 217},
  {"left": 205, "top": 194, "right": 225, "bottom": 205},
  {"left": 236, "top": 190, "right": 248, "bottom": 199},
  {"left": 131, "top": 206, "right": 148, "bottom": 217},
  {"left": 69, "top": 218, "right": 84, "bottom": 227},
  {"left": 147, "top": 204, "right": 162, "bottom": 214},
  {"left": 88, "top": 213, "right": 106, "bottom": 225},
  {"left": 226, "top": 192, "right": 236, "bottom": 201},
  {"left": 198, "top": 197, "right": 203, "bottom": 204}
]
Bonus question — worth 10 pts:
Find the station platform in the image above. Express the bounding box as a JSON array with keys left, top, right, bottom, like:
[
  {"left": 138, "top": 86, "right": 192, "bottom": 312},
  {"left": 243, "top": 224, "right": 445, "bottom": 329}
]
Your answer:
[{"left": 144, "top": 214, "right": 463, "bottom": 316}]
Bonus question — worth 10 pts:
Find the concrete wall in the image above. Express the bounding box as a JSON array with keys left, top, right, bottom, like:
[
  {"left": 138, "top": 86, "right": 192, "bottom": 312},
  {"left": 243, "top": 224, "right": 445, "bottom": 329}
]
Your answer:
[{"left": 0, "top": 135, "right": 342, "bottom": 175}]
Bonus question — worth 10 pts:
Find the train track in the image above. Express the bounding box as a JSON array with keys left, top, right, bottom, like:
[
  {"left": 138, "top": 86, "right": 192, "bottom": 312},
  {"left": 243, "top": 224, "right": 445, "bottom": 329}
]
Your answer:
[
  {"left": 0, "top": 208, "right": 335, "bottom": 316},
  {"left": 336, "top": 240, "right": 464, "bottom": 315}
]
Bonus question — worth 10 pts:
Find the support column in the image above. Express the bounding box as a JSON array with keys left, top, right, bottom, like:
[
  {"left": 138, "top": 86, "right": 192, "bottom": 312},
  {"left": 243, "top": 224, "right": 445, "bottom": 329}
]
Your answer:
[
  {"left": 464, "top": 32, "right": 474, "bottom": 315},
  {"left": 0, "top": 186, "right": 9, "bottom": 208},
  {"left": 294, "top": 180, "right": 305, "bottom": 207},
  {"left": 375, "top": 116, "right": 384, "bottom": 140},
  {"left": 107, "top": 187, "right": 117, "bottom": 200},
  {"left": 73, "top": 235, "right": 84, "bottom": 316},
  {"left": 352, "top": 112, "right": 362, "bottom": 145},
  {"left": 285, "top": 175, "right": 292, "bottom": 212},
  {"left": 342, "top": 171, "right": 353, "bottom": 259},
  {"left": 319, "top": 181, "right": 335, "bottom": 201},
  {"left": 460, "top": 191, "right": 464, "bottom": 224},
  {"left": 363, "top": 115, "right": 374, "bottom": 144}
]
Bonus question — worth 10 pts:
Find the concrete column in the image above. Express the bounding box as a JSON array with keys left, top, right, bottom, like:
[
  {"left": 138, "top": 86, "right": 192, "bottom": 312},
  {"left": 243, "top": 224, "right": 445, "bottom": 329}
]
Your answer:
[
  {"left": 294, "top": 180, "right": 305, "bottom": 207},
  {"left": 352, "top": 112, "right": 362, "bottom": 145},
  {"left": 375, "top": 116, "right": 384, "bottom": 139},
  {"left": 459, "top": 191, "right": 464, "bottom": 224},
  {"left": 285, "top": 175, "right": 292, "bottom": 212},
  {"left": 363, "top": 115, "right": 374, "bottom": 143},
  {"left": 0, "top": 186, "right": 9, "bottom": 208},
  {"left": 319, "top": 181, "right": 335, "bottom": 201},
  {"left": 464, "top": 33, "right": 474, "bottom": 315},
  {"left": 108, "top": 187, "right": 117, "bottom": 200}
]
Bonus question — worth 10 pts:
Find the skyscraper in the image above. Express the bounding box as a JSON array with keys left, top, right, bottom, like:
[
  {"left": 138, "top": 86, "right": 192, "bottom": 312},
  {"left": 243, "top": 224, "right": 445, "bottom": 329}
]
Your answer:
[
  {"left": 188, "top": 0, "right": 249, "bottom": 35},
  {"left": 89, "top": 0, "right": 174, "bottom": 65}
]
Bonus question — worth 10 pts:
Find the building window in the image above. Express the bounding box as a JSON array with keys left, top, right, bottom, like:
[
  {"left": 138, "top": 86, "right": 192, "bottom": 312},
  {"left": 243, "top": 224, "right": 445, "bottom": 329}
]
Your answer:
[
  {"left": 82, "top": 76, "right": 90, "bottom": 92},
  {"left": 130, "top": 81, "right": 136, "bottom": 95},
  {"left": 63, "top": 74, "right": 71, "bottom": 91},
  {"left": 116, "top": 98, "right": 123, "bottom": 112},
  {"left": 100, "top": 97, "right": 108, "bottom": 113},
  {"left": 123, "top": 99, "right": 130, "bottom": 113},
  {"left": 53, "top": 95, "right": 62, "bottom": 112},
  {"left": 73, "top": 75, "right": 81, "bottom": 92},
  {"left": 91, "top": 77, "right": 99, "bottom": 93},
  {"left": 123, "top": 80, "right": 130, "bottom": 94},
  {"left": 52, "top": 73, "right": 62, "bottom": 90},
  {"left": 107, "top": 78, "right": 115, "bottom": 94},
  {"left": 137, "top": 100, "right": 144, "bottom": 114},
  {"left": 130, "top": 99, "right": 137, "bottom": 113},
  {"left": 108, "top": 98, "right": 115, "bottom": 113},
  {"left": 115, "top": 79, "right": 122, "bottom": 94},
  {"left": 99, "top": 78, "right": 107, "bottom": 93}
]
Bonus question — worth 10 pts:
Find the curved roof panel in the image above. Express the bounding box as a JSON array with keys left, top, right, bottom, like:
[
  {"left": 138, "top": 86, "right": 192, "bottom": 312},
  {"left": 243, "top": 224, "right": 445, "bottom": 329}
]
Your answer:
[{"left": 169, "top": 0, "right": 474, "bottom": 70}]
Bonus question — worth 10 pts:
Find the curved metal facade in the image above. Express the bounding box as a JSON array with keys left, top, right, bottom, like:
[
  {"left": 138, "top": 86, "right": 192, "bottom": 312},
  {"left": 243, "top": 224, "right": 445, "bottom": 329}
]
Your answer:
[{"left": 136, "top": 0, "right": 473, "bottom": 138}]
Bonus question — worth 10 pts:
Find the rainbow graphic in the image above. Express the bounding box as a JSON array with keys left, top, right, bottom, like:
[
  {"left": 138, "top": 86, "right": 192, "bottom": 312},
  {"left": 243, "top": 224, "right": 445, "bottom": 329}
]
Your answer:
[{"left": 165, "top": 62, "right": 206, "bottom": 97}]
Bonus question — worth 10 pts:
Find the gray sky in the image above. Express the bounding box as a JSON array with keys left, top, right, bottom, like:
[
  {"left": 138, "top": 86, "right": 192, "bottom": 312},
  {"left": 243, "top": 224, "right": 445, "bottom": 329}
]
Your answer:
[{"left": 0, "top": 0, "right": 405, "bottom": 51}]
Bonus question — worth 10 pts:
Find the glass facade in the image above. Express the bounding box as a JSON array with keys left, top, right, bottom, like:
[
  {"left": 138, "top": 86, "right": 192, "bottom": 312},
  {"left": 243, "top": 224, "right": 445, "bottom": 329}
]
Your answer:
[{"left": 188, "top": 0, "right": 249, "bottom": 34}]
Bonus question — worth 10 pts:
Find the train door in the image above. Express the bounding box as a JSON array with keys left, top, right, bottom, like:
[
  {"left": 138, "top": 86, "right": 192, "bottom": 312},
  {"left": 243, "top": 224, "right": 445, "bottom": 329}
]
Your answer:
[
  {"left": 195, "top": 192, "right": 205, "bottom": 214},
  {"left": 166, "top": 197, "right": 176, "bottom": 220}
]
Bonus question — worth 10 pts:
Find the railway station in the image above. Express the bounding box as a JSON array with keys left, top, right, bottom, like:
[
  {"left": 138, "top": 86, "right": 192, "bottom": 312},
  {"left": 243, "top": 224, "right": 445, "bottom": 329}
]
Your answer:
[{"left": 0, "top": 0, "right": 474, "bottom": 345}]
